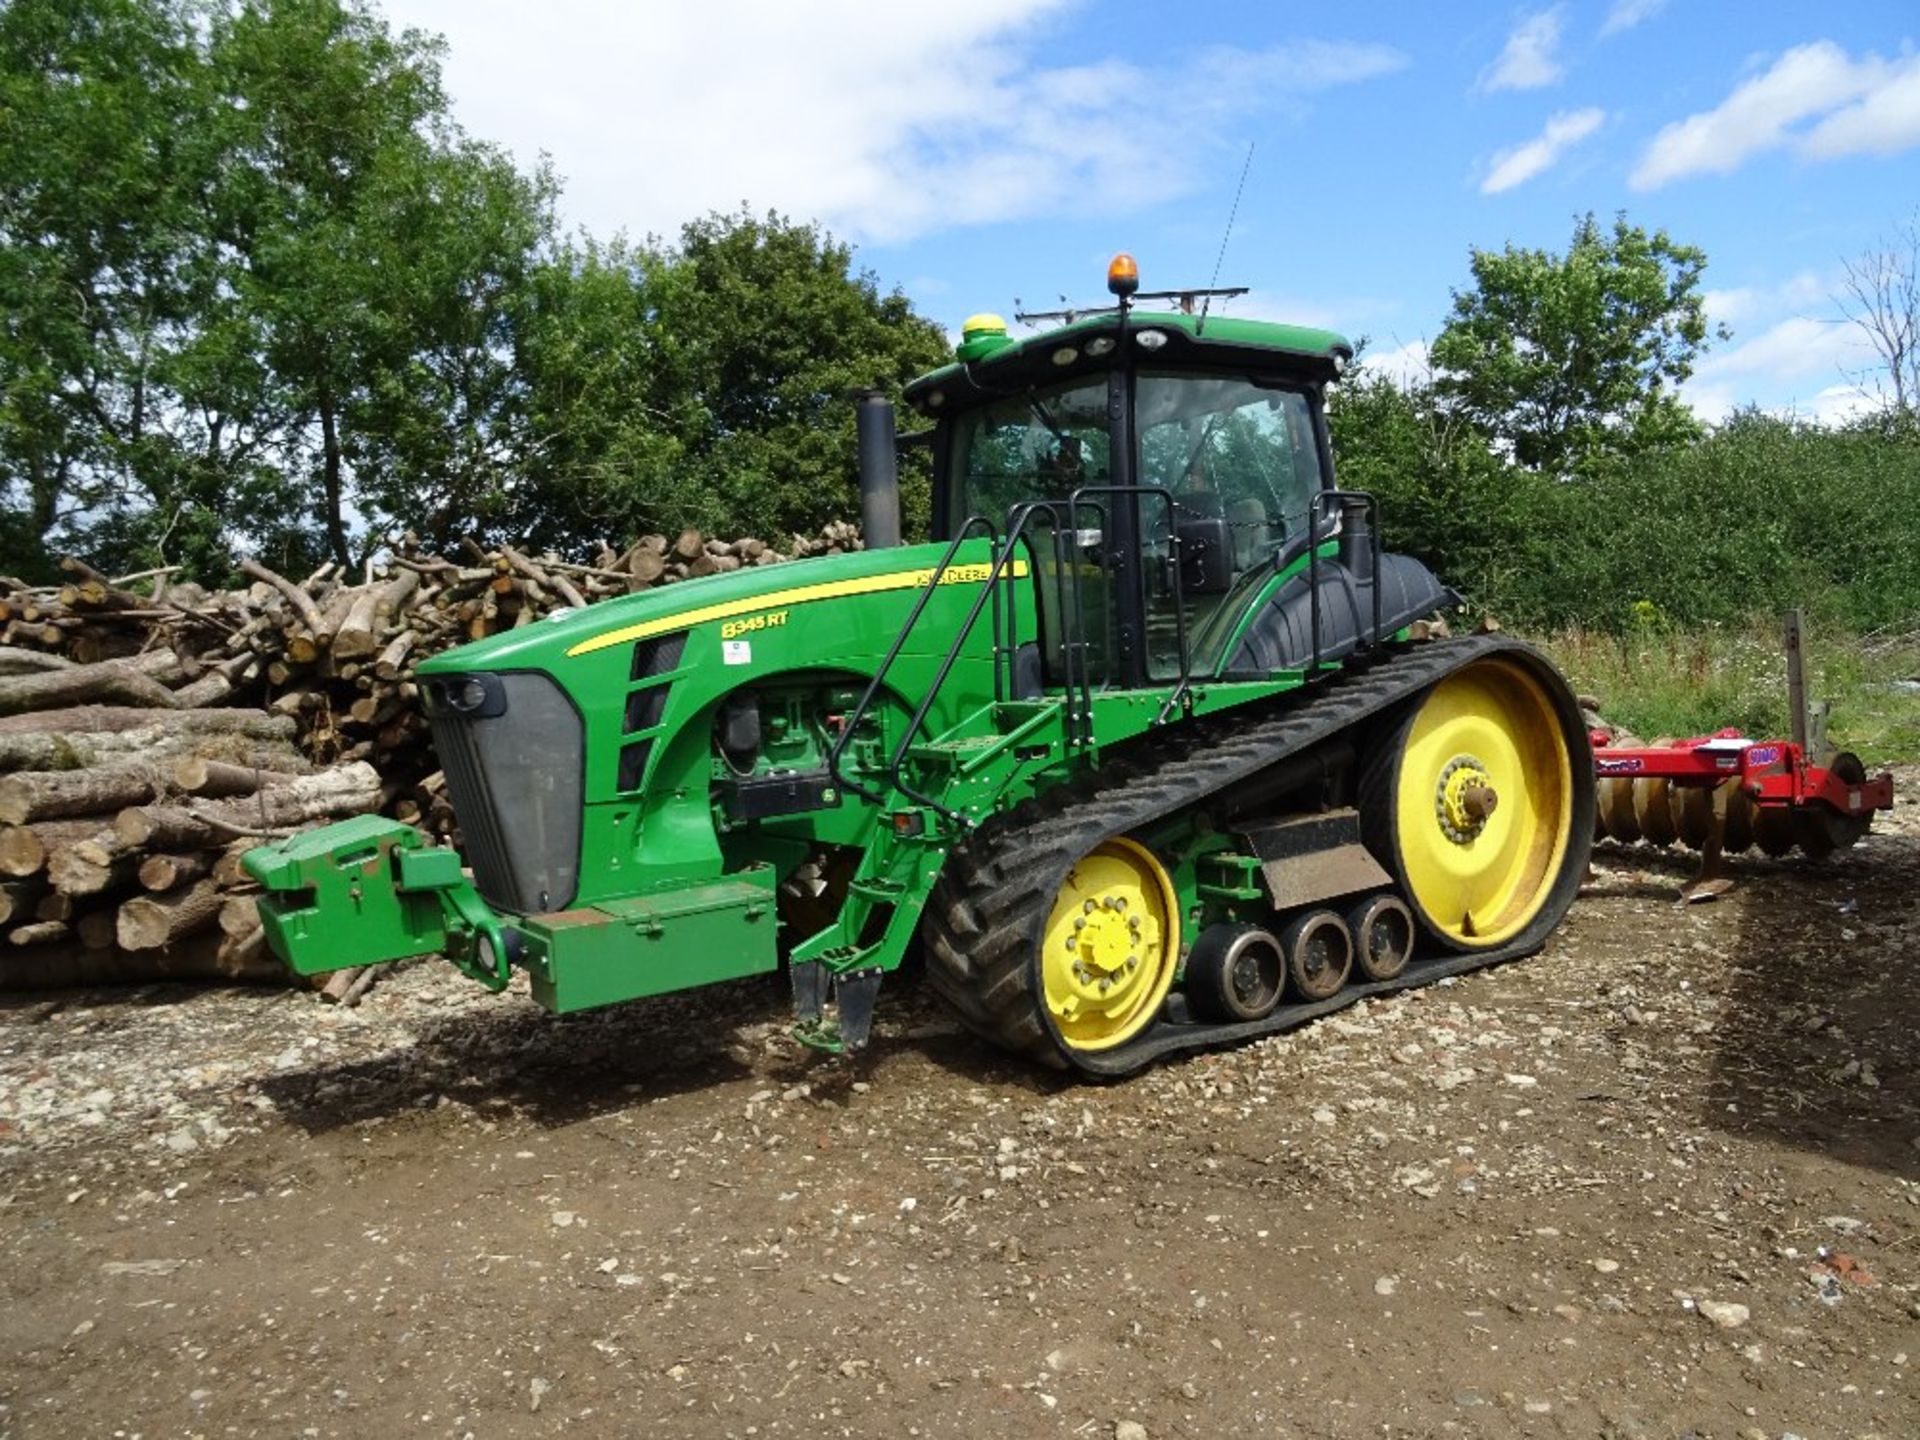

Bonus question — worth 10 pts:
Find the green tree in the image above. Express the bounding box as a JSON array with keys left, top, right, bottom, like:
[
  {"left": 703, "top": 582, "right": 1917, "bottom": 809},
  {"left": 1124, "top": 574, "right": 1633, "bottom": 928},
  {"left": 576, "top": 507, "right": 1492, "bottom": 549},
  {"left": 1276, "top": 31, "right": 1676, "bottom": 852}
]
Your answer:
[
  {"left": 1429, "top": 213, "right": 1719, "bottom": 474},
  {"left": 645, "top": 210, "right": 950, "bottom": 540},
  {"left": 2, "top": 9, "right": 951, "bottom": 577},
  {"left": 1329, "top": 364, "right": 1554, "bottom": 607},
  {"left": 0, "top": 0, "right": 560, "bottom": 577},
  {"left": 0, "top": 0, "right": 217, "bottom": 576},
  {"left": 506, "top": 211, "right": 948, "bottom": 549},
  {"left": 507, "top": 236, "right": 687, "bottom": 552},
  {"left": 206, "top": 0, "right": 555, "bottom": 567}
]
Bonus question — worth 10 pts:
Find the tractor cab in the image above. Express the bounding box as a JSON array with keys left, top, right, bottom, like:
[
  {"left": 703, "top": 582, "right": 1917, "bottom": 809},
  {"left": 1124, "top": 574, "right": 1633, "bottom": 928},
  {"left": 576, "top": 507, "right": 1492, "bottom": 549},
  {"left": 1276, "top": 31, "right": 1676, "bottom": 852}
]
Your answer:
[{"left": 901, "top": 256, "right": 1454, "bottom": 699}]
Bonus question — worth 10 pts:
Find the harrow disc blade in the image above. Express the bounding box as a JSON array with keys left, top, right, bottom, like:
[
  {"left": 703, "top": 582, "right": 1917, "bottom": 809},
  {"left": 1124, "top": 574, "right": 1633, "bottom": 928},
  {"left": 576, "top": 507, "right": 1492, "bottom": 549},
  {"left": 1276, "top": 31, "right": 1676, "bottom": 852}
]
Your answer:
[
  {"left": 1753, "top": 804, "right": 1799, "bottom": 857},
  {"left": 1630, "top": 739, "right": 1682, "bottom": 847},
  {"left": 1671, "top": 784, "right": 1715, "bottom": 851},
  {"left": 1633, "top": 779, "right": 1677, "bottom": 848},
  {"left": 1721, "top": 782, "right": 1757, "bottom": 854},
  {"left": 1597, "top": 776, "right": 1642, "bottom": 843}
]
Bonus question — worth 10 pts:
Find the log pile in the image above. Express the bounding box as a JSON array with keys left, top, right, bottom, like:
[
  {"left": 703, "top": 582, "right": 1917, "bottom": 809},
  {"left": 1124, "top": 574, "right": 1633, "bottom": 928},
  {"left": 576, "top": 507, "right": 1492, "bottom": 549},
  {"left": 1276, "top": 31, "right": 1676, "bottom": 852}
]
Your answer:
[
  {"left": 0, "top": 693, "right": 383, "bottom": 989},
  {"left": 0, "top": 523, "right": 864, "bottom": 991}
]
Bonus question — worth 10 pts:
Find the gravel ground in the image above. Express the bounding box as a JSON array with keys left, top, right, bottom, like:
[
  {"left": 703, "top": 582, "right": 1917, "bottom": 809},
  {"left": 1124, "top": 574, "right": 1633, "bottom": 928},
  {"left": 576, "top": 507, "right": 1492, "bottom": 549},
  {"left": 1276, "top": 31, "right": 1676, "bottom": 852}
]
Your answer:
[{"left": 1, "top": 768, "right": 1916, "bottom": 1439}]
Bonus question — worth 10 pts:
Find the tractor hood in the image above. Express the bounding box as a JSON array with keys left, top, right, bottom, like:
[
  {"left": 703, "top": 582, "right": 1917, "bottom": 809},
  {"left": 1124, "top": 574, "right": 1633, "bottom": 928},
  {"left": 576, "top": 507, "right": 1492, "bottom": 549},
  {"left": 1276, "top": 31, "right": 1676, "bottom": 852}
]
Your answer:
[{"left": 415, "top": 539, "right": 973, "bottom": 677}]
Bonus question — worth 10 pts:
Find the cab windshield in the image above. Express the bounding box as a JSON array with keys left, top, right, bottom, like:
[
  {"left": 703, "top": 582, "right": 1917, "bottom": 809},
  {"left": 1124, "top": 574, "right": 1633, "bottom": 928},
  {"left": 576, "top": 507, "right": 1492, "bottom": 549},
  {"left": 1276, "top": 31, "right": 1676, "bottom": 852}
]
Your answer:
[
  {"left": 946, "top": 370, "right": 1323, "bottom": 543},
  {"left": 1134, "top": 372, "right": 1324, "bottom": 561}
]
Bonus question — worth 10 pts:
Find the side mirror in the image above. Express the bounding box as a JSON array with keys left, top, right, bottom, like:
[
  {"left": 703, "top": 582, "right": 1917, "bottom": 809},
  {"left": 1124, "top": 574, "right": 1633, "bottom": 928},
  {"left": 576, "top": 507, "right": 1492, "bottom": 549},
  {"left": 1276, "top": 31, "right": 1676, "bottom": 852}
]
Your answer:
[{"left": 1175, "top": 515, "right": 1234, "bottom": 595}]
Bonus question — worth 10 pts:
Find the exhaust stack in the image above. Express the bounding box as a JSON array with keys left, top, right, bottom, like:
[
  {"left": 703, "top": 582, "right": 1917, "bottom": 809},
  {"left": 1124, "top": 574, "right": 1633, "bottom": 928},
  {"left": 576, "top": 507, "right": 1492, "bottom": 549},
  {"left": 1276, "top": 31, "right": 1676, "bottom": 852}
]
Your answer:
[{"left": 855, "top": 389, "right": 902, "bottom": 549}]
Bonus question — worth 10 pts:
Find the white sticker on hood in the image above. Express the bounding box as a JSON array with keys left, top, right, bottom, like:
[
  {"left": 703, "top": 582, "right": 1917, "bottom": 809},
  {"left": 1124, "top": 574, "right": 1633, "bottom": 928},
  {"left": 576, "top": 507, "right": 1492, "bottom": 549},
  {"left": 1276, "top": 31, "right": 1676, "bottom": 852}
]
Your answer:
[{"left": 723, "top": 639, "right": 752, "bottom": 666}]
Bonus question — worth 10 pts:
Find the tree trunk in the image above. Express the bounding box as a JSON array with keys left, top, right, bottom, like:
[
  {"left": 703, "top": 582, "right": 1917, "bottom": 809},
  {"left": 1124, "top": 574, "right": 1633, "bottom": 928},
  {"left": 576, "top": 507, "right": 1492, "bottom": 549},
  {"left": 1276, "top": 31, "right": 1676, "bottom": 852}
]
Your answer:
[
  {"left": 0, "top": 662, "right": 180, "bottom": 717},
  {"left": 138, "top": 850, "right": 213, "bottom": 892},
  {"left": 320, "top": 392, "right": 351, "bottom": 569},
  {"left": 0, "top": 763, "right": 162, "bottom": 825},
  {"left": 9, "top": 919, "right": 70, "bottom": 948},
  {"left": 0, "top": 647, "right": 76, "bottom": 678},
  {"left": 172, "top": 757, "right": 299, "bottom": 798},
  {"left": 115, "top": 805, "right": 220, "bottom": 851},
  {"left": 0, "top": 820, "right": 98, "bottom": 877},
  {"left": 117, "top": 879, "right": 222, "bottom": 951},
  {"left": 0, "top": 706, "right": 294, "bottom": 739},
  {"left": 172, "top": 654, "right": 259, "bottom": 709},
  {"left": 196, "top": 761, "right": 380, "bottom": 831},
  {"left": 0, "top": 878, "right": 47, "bottom": 924},
  {"left": 219, "top": 892, "right": 262, "bottom": 939},
  {"left": 48, "top": 831, "right": 137, "bottom": 897},
  {"left": 240, "top": 558, "right": 330, "bottom": 644}
]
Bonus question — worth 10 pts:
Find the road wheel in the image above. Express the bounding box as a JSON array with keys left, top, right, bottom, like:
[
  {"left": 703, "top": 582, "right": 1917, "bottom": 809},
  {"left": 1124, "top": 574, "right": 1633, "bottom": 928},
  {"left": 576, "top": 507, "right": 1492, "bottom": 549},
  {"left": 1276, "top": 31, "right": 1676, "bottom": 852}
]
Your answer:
[
  {"left": 1360, "top": 655, "right": 1591, "bottom": 951},
  {"left": 1346, "top": 892, "right": 1415, "bottom": 982}
]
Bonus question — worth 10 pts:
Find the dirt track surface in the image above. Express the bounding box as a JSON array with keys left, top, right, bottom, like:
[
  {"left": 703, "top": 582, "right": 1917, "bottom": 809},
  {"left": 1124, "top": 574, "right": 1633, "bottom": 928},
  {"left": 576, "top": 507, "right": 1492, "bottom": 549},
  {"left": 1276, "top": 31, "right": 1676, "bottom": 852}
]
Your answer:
[{"left": 2, "top": 770, "right": 1917, "bottom": 1439}]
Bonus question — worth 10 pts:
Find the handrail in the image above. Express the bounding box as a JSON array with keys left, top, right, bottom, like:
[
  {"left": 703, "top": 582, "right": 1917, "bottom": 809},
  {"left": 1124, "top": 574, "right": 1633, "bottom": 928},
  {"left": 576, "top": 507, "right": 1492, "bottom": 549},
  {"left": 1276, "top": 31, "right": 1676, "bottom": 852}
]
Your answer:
[
  {"left": 885, "top": 501, "right": 1067, "bottom": 823},
  {"left": 825, "top": 515, "right": 996, "bottom": 807},
  {"left": 839, "top": 483, "right": 1204, "bottom": 826},
  {"left": 1302, "top": 487, "right": 1385, "bottom": 673}
]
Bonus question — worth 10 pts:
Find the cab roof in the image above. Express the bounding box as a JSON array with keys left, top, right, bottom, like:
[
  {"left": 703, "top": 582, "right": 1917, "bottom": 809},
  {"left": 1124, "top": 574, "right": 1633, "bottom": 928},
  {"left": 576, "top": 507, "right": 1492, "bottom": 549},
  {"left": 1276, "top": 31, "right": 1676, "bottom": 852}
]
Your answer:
[{"left": 903, "top": 310, "right": 1353, "bottom": 418}]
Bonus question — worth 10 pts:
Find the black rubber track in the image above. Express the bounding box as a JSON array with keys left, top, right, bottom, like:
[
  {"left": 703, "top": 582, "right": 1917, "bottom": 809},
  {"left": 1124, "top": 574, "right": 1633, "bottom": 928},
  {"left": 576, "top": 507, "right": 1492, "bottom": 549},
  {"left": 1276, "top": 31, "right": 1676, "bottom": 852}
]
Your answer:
[{"left": 921, "top": 636, "right": 1596, "bottom": 1078}]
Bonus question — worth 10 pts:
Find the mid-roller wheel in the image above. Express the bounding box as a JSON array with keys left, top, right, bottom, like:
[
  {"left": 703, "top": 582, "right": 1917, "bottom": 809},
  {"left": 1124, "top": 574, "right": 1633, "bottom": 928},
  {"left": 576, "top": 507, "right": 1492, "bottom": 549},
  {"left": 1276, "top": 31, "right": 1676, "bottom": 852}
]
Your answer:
[
  {"left": 1346, "top": 892, "right": 1415, "bottom": 982},
  {"left": 1281, "top": 909, "right": 1353, "bottom": 1002},
  {"left": 1185, "top": 922, "right": 1286, "bottom": 1022}
]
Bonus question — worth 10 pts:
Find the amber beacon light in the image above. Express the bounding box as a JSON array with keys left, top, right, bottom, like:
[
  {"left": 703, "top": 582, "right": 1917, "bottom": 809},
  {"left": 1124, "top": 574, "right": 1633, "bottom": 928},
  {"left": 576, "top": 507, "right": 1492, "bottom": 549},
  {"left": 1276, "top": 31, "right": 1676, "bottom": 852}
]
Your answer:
[{"left": 1106, "top": 252, "right": 1139, "bottom": 299}]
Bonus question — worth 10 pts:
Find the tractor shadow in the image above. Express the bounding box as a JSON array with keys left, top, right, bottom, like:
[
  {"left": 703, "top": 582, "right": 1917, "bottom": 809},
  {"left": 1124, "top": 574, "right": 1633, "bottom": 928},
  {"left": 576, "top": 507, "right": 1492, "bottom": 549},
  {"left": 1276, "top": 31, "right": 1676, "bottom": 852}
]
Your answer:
[
  {"left": 1677, "top": 828, "right": 1920, "bottom": 1178},
  {"left": 256, "top": 961, "right": 1065, "bottom": 1135},
  {"left": 257, "top": 972, "right": 788, "bottom": 1133}
]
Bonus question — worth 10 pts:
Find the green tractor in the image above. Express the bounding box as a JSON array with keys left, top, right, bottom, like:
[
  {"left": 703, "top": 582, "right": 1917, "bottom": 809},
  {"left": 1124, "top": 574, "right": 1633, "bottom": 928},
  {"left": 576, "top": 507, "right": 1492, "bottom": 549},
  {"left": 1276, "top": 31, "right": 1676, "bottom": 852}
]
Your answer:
[{"left": 245, "top": 258, "right": 1593, "bottom": 1077}]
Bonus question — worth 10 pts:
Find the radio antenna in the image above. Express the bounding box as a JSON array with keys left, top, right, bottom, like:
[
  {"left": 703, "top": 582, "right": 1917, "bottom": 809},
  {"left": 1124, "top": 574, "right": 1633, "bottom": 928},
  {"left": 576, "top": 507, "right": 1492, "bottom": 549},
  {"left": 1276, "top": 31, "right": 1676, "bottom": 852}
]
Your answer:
[{"left": 1198, "top": 141, "right": 1254, "bottom": 334}]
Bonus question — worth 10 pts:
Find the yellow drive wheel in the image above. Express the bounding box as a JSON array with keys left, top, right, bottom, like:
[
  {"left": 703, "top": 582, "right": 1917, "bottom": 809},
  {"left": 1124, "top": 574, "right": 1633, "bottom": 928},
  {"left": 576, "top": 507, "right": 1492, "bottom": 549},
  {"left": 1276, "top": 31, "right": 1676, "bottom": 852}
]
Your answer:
[
  {"left": 1038, "top": 836, "right": 1182, "bottom": 1053},
  {"left": 1361, "top": 655, "right": 1588, "bottom": 950}
]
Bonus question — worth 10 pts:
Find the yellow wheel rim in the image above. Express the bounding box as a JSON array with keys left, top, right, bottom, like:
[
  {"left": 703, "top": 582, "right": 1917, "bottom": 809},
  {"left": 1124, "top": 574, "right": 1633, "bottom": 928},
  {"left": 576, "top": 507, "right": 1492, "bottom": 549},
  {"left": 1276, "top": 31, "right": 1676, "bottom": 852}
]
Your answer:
[
  {"left": 1040, "top": 836, "right": 1181, "bottom": 1052},
  {"left": 1395, "top": 658, "right": 1574, "bottom": 947}
]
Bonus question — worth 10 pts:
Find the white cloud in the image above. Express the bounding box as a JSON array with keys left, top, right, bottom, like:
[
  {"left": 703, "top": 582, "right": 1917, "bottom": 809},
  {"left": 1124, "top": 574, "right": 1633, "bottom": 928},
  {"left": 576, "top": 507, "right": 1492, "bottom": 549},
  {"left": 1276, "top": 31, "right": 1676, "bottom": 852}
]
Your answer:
[
  {"left": 382, "top": 1, "right": 1403, "bottom": 246},
  {"left": 1480, "top": 107, "right": 1606, "bottom": 193},
  {"left": 1600, "top": 0, "right": 1669, "bottom": 38},
  {"left": 1702, "top": 269, "right": 1831, "bottom": 328},
  {"left": 1680, "top": 380, "right": 1740, "bottom": 423},
  {"left": 1691, "top": 315, "right": 1864, "bottom": 383},
  {"left": 1801, "top": 53, "right": 1920, "bottom": 159},
  {"left": 1807, "top": 382, "right": 1879, "bottom": 425},
  {"left": 1479, "top": 9, "right": 1566, "bottom": 93},
  {"left": 1683, "top": 310, "right": 1881, "bottom": 423},
  {"left": 1632, "top": 41, "right": 1920, "bottom": 189},
  {"left": 1354, "top": 338, "right": 1432, "bottom": 389}
]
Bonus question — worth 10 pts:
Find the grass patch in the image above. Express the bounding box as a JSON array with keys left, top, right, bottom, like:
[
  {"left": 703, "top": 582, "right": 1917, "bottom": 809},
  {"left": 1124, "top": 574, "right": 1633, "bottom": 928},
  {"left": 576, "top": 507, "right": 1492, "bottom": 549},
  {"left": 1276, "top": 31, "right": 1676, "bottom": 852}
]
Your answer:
[{"left": 1535, "top": 619, "right": 1920, "bottom": 765}]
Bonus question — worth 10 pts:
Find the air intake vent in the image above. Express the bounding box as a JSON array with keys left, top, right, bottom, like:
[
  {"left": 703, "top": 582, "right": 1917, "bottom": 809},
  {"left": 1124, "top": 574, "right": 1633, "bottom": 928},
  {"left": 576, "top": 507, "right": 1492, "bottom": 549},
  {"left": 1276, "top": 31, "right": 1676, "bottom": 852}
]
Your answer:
[
  {"left": 631, "top": 632, "right": 686, "bottom": 681},
  {"left": 624, "top": 686, "right": 669, "bottom": 734},
  {"left": 617, "top": 738, "right": 653, "bottom": 793}
]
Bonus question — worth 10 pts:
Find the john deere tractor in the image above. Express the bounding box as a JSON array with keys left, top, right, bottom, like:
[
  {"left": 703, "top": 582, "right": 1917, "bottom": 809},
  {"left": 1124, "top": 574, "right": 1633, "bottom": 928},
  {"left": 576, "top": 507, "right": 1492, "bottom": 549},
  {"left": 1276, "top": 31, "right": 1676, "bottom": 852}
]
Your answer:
[{"left": 245, "top": 258, "right": 1593, "bottom": 1077}]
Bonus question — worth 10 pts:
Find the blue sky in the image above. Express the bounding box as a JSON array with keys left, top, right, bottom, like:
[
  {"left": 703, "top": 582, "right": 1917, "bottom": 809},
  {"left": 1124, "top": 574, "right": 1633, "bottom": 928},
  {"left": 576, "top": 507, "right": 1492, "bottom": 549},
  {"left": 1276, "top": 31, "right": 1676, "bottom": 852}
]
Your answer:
[{"left": 384, "top": 1, "right": 1920, "bottom": 420}]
